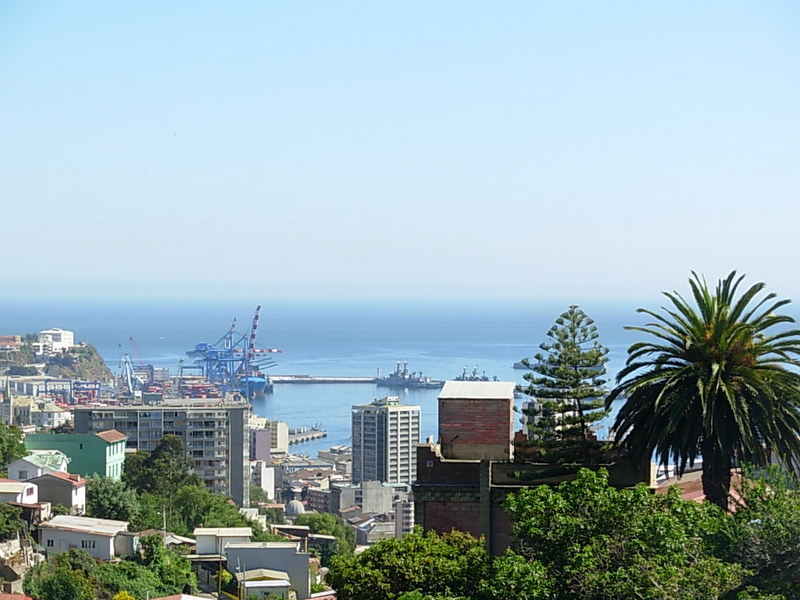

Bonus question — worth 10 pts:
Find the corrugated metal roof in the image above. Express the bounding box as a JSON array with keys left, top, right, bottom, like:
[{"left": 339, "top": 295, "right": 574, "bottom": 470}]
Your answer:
[
  {"left": 39, "top": 515, "right": 128, "bottom": 536},
  {"left": 439, "top": 381, "right": 516, "bottom": 399},
  {"left": 193, "top": 527, "right": 252, "bottom": 537},
  {"left": 0, "top": 480, "right": 33, "bottom": 494}
]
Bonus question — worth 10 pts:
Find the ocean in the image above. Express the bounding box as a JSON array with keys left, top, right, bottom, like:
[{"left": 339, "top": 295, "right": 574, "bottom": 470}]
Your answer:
[{"left": 0, "top": 299, "right": 647, "bottom": 456}]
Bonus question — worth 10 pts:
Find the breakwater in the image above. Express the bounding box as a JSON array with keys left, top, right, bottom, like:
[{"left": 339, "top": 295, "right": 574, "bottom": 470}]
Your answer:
[{"left": 271, "top": 375, "right": 375, "bottom": 384}]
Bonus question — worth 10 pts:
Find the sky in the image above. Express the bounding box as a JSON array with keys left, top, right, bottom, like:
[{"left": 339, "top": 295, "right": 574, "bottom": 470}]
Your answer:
[{"left": 2, "top": 2, "right": 799, "bottom": 304}]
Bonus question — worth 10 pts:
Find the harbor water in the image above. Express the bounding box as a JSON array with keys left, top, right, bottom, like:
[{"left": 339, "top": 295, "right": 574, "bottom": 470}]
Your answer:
[{"left": 0, "top": 299, "right": 648, "bottom": 456}]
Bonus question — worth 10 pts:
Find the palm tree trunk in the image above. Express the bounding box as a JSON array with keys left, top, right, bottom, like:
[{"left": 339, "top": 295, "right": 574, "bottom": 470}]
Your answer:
[{"left": 701, "top": 438, "right": 732, "bottom": 510}]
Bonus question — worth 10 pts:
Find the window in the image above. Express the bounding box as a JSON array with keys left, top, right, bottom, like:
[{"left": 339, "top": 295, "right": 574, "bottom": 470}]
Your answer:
[
  {"left": 81, "top": 540, "right": 95, "bottom": 549},
  {"left": 46, "top": 539, "right": 54, "bottom": 547},
  {"left": 25, "top": 487, "right": 33, "bottom": 496},
  {"left": 18, "top": 470, "right": 27, "bottom": 479}
]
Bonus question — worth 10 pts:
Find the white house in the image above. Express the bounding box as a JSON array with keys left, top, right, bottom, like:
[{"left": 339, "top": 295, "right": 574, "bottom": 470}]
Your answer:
[
  {"left": 39, "top": 515, "right": 129, "bottom": 560},
  {"left": 236, "top": 568, "right": 292, "bottom": 599},
  {"left": 6, "top": 450, "right": 69, "bottom": 481},
  {"left": 225, "top": 541, "right": 310, "bottom": 599},
  {"left": 193, "top": 527, "right": 252, "bottom": 555},
  {"left": 0, "top": 479, "right": 38, "bottom": 504}
]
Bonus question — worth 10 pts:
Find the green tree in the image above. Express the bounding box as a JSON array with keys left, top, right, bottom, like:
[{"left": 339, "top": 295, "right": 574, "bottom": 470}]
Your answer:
[
  {"left": 722, "top": 465, "right": 800, "bottom": 597},
  {"left": 608, "top": 272, "right": 800, "bottom": 509},
  {"left": 476, "top": 550, "right": 551, "bottom": 600},
  {"left": 518, "top": 305, "right": 610, "bottom": 460},
  {"left": 504, "top": 468, "right": 745, "bottom": 600},
  {"left": 86, "top": 476, "right": 140, "bottom": 522},
  {"left": 295, "top": 512, "right": 355, "bottom": 560},
  {"left": 135, "top": 534, "right": 197, "bottom": 594},
  {"left": 24, "top": 550, "right": 99, "bottom": 600},
  {"left": 0, "top": 503, "right": 23, "bottom": 538},
  {"left": 123, "top": 435, "right": 201, "bottom": 505},
  {"left": 0, "top": 422, "right": 26, "bottom": 468},
  {"left": 327, "top": 528, "right": 491, "bottom": 600}
]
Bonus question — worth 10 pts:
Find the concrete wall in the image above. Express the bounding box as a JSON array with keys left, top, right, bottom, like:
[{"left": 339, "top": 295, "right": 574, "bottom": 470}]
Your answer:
[
  {"left": 41, "top": 529, "right": 115, "bottom": 560},
  {"left": 196, "top": 533, "right": 252, "bottom": 556}
]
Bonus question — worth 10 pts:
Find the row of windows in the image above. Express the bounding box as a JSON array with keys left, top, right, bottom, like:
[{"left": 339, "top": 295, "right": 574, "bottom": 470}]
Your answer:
[{"left": 45, "top": 539, "right": 95, "bottom": 549}]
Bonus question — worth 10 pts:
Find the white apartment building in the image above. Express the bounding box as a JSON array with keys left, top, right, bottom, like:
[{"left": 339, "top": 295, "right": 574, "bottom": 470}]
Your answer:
[
  {"left": 351, "top": 396, "right": 420, "bottom": 485},
  {"left": 36, "top": 329, "right": 75, "bottom": 355}
]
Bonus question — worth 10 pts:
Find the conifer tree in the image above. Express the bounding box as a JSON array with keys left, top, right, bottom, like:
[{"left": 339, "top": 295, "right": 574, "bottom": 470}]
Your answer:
[{"left": 518, "top": 305, "right": 609, "bottom": 460}]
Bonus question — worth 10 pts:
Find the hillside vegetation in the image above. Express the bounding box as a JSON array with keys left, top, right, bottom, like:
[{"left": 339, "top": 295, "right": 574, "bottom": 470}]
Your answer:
[{"left": 0, "top": 340, "right": 113, "bottom": 382}]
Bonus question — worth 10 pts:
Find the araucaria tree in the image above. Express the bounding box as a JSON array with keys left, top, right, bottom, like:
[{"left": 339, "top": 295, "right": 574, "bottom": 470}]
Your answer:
[
  {"left": 519, "top": 305, "right": 610, "bottom": 459},
  {"left": 608, "top": 271, "right": 800, "bottom": 510}
]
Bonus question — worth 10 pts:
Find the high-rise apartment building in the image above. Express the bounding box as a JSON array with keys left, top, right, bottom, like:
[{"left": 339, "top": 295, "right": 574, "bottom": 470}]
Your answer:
[
  {"left": 351, "top": 396, "right": 420, "bottom": 484},
  {"left": 72, "top": 399, "right": 249, "bottom": 506}
]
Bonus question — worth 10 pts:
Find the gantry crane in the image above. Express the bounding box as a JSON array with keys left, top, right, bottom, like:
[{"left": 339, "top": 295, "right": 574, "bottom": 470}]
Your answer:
[{"left": 186, "top": 306, "right": 280, "bottom": 398}]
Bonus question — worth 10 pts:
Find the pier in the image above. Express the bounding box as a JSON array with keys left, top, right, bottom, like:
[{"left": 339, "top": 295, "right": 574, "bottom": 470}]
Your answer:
[
  {"left": 288, "top": 429, "right": 328, "bottom": 445},
  {"left": 271, "top": 375, "right": 375, "bottom": 384}
]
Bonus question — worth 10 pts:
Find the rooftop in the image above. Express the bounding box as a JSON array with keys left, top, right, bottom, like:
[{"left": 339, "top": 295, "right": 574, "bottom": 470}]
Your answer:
[
  {"left": 15, "top": 450, "right": 69, "bottom": 471},
  {"left": 40, "top": 515, "right": 128, "bottom": 536},
  {"left": 226, "top": 541, "right": 301, "bottom": 550},
  {"left": 193, "top": 527, "right": 252, "bottom": 537},
  {"left": 95, "top": 429, "right": 128, "bottom": 444},
  {"left": 0, "top": 479, "right": 33, "bottom": 494},
  {"left": 30, "top": 471, "right": 85, "bottom": 487},
  {"left": 439, "top": 380, "right": 516, "bottom": 400}
]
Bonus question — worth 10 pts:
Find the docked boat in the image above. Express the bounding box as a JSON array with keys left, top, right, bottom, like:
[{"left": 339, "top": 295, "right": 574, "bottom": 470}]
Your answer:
[
  {"left": 374, "top": 361, "right": 444, "bottom": 389},
  {"left": 454, "top": 366, "right": 498, "bottom": 382}
]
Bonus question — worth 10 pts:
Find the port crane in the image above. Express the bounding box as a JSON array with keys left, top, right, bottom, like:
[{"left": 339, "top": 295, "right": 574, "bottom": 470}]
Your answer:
[{"left": 186, "top": 305, "right": 280, "bottom": 398}]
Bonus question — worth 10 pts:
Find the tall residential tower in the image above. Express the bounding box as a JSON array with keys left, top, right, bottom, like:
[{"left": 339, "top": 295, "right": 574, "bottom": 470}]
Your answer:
[{"left": 352, "top": 396, "right": 420, "bottom": 484}]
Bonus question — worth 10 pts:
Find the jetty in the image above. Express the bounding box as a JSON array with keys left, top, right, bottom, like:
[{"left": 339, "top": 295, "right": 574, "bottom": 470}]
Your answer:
[
  {"left": 271, "top": 375, "right": 375, "bottom": 384},
  {"left": 288, "top": 428, "right": 328, "bottom": 445}
]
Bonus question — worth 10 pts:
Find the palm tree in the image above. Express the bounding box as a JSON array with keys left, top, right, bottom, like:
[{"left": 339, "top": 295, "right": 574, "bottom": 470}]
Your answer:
[{"left": 607, "top": 271, "right": 800, "bottom": 509}]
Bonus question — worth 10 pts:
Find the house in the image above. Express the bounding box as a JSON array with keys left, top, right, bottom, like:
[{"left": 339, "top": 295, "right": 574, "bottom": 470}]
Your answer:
[
  {"left": 225, "top": 541, "right": 310, "bottom": 599},
  {"left": 193, "top": 527, "right": 252, "bottom": 556},
  {"left": 6, "top": 451, "right": 69, "bottom": 481},
  {"left": 235, "top": 568, "right": 292, "bottom": 599},
  {"left": 10, "top": 398, "right": 70, "bottom": 430},
  {"left": 27, "top": 472, "right": 86, "bottom": 515},
  {"left": 24, "top": 430, "right": 127, "bottom": 480},
  {"left": 0, "top": 480, "right": 37, "bottom": 505},
  {"left": 38, "top": 515, "right": 129, "bottom": 560}
]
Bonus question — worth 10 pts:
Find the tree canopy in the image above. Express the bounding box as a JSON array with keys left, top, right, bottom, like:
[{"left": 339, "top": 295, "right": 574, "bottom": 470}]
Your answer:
[
  {"left": 505, "top": 468, "right": 744, "bottom": 600},
  {"left": 0, "top": 421, "right": 26, "bottom": 469},
  {"left": 23, "top": 544, "right": 197, "bottom": 600},
  {"left": 86, "top": 476, "right": 140, "bottom": 523},
  {"left": 123, "top": 435, "right": 200, "bottom": 501},
  {"left": 608, "top": 271, "right": 800, "bottom": 509}
]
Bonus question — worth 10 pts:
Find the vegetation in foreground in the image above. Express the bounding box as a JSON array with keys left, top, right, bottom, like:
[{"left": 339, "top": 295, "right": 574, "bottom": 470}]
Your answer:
[
  {"left": 329, "top": 467, "right": 800, "bottom": 600},
  {"left": 24, "top": 536, "right": 195, "bottom": 600}
]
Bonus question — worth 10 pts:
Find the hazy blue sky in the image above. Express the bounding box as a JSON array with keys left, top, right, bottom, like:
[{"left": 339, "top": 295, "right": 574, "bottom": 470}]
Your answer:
[{"left": 2, "top": 2, "right": 799, "bottom": 303}]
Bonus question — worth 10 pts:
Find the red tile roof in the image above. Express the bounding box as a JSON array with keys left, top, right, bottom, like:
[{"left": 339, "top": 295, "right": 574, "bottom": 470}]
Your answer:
[
  {"left": 95, "top": 429, "right": 128, "bottom": 444},
  {"left": 37, "top": 471, "right": 85, "bottom": 487}
]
